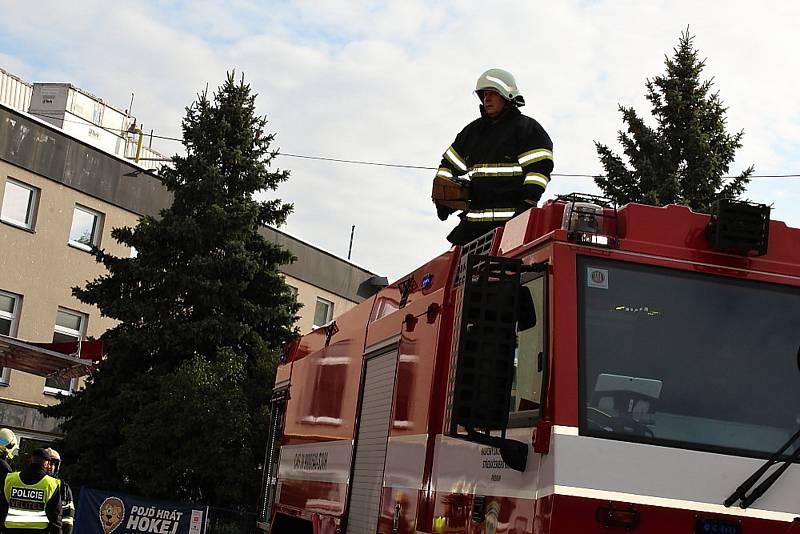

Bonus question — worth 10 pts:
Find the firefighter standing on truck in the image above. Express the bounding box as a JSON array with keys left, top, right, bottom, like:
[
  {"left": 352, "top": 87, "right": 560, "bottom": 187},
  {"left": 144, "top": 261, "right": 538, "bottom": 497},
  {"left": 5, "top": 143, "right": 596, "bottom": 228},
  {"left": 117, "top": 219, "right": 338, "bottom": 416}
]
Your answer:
[
  {"left": 43, "top": 450, "right": 72, "bottom": 534},
  {"left": 0, "top": 448, "right": 61, "bottom": 534},
  {"left": 432, "top": 68, "right": 554, "bottom": 245}
]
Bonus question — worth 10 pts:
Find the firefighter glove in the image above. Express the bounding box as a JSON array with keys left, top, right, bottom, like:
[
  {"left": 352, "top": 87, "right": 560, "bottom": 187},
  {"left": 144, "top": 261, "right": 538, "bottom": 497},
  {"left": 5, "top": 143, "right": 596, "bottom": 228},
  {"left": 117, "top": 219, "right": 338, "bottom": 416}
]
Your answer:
[{"left": 437, "top": 202, "right": 456, "bottom": 221}]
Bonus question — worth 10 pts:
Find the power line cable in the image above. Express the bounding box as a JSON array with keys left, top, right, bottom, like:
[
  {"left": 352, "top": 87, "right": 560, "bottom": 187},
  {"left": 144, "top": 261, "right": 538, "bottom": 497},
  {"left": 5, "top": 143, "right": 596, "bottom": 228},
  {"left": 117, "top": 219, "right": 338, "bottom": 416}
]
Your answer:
[
  {"left": 268, "top": 154, "right": 800, "bottom": 179},
  {"left": 28, "top": 111, "right": 184, "bottom": 141},
  {"left": 26, "top": 112, "right": 800, "bottom": 179},
  {"left": 279, "top": 152, "right": 434, "bottom": 170}
]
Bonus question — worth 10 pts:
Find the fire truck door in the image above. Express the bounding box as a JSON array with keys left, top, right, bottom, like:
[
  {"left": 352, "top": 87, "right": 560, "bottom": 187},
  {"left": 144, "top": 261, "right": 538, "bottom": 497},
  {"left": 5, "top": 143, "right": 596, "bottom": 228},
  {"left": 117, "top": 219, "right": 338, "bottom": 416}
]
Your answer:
[{"left": 345, "top": 348, "right": 398, "bottom": 534}]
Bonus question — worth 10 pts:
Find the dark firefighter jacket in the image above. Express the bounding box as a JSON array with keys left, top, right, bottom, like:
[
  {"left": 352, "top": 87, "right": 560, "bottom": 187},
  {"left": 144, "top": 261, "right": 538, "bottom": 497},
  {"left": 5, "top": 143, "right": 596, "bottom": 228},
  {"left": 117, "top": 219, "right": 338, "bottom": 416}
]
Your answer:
[
  {"left": 58, "top": 482, "right": 74, "bottom": 534},
  {"left": 436, "top": 104, "right": 553, "bottom": 244},
  {"left": 0, "top": 458, "right": 11, "bottom": 477}
]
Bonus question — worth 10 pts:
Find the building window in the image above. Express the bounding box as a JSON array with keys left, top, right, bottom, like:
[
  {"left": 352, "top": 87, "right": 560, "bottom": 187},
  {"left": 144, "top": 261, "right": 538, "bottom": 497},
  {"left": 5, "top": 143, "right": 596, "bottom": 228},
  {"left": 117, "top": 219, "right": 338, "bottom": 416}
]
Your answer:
[
  {"left": 0, "top": 367, "right": 10, "bottom": 386},
  {"left": 1, "top": 179, "right": 39, "bottom": 230},
  {"left": 313, "top": 298, "right": 334, "bottom": 328},
  {"left": 44, "top": 308, "right": 85, "bottom": 395},
  {"left": 0, "top": 290, "right": 21, "bottom": 386},
  {"left": 287, "top": 285, "right": 298, "bottom": 299},
  {"left": 92, "top": 102, "right": 103, "bottom": 125},
  {"left": 68, "top": 205, "right": 103, "bottom": 251}
]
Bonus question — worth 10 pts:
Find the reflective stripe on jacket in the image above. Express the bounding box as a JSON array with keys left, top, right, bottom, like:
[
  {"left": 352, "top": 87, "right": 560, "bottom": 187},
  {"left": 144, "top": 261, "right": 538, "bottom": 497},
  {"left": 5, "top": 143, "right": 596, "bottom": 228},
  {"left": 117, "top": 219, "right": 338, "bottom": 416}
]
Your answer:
[
  {"left": 60, "top": 482, "right": 74, "bottom": 534},
  {"left": 464, "top": 208, "right": 518, "bottom": 222},
  {"left": 4, "top": 472, "right": 60, "bottom": 530}
]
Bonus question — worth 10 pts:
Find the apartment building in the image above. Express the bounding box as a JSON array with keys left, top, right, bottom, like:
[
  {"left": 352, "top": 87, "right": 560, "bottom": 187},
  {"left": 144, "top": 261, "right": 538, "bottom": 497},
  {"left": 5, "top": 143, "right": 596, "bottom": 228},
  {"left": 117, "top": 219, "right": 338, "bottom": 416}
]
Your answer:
[
  {"left": 261, "top": 226, "right": 386, "bottom": 334},
  {"left": 0, "top": 100, "right": 380, "bottom": 445}
]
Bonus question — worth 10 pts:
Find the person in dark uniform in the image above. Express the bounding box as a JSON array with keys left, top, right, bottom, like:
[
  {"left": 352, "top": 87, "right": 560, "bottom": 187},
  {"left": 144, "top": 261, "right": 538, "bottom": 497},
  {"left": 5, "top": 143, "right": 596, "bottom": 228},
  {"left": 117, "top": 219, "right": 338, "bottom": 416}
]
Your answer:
[
  {"left": 0, "top": 428, "right": 18, "bottom": 533},
  {"left": 433, "top": 68, "right": 554, "bottom": 245},
  {"left": 44, "top": 450, "right": 73, "bottom": 534}
]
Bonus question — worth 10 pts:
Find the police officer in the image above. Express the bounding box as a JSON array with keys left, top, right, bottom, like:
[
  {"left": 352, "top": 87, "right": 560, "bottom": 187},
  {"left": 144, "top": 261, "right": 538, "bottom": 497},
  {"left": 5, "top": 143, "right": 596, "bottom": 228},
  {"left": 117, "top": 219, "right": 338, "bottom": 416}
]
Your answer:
[
  {"left": 434, "top": 68, "right": 554, "bottom": 245},
  {"left": 43, "top": 450, "right": 72, "bottom": 534},
  {"left": 0, "top": 429, "right": 18, "bottom": 476},
  {"left": 0, "top": 448, "right": 61, "bottom": 534}
]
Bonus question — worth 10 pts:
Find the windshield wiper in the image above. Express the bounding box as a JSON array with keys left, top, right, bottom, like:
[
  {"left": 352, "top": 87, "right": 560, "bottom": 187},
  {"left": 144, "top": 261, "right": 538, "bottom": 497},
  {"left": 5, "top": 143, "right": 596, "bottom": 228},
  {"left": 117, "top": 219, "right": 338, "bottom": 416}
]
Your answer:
[{"left": 724, "top": 428, "right": 800, "bottom": 509}]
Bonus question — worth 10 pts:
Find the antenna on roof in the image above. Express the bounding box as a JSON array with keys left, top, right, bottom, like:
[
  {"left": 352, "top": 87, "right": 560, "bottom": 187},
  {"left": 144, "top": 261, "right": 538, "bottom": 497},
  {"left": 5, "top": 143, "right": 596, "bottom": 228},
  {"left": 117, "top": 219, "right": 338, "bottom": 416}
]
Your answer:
[{"left": 348, "top": 225, "right": 355, "bottom": 260}]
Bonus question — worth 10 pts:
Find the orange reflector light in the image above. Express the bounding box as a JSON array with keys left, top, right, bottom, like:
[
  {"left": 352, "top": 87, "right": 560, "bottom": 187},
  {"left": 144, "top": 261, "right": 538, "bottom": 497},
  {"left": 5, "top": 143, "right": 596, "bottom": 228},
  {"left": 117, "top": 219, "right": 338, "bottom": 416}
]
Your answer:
[{"left": 596, "top": 504, "right": 640, "bottom": 529}]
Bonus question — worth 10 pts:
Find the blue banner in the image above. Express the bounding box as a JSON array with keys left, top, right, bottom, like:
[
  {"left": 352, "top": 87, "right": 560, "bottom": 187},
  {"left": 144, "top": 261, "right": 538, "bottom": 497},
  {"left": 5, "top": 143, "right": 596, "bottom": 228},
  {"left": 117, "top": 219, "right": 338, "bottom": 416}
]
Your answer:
[{"left": 74, "top": 488, "right": 206, "bottom": 534}]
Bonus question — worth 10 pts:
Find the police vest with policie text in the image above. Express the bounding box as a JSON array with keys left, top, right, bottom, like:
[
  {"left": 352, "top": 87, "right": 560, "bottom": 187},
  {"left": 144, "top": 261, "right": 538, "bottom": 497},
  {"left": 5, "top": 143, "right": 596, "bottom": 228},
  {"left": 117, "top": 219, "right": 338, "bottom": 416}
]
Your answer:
[{"left": 4, "top": 472, "right": 60, "bottom": 530}]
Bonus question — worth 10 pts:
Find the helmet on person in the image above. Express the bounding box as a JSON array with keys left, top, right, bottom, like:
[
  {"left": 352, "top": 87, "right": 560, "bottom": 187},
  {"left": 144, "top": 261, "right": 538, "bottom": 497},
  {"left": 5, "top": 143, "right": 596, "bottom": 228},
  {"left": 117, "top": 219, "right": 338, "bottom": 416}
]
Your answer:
[
  {"left": 30, "top": 447, "right": 57, "bottom": 468},
  {"left": 0, "top": 428, "right": 18, "bottom": 460},
  {"left": 44, "top": 448, "right": 61, "bottom": 475},
  {"left": 475, "top": 68, "right": 525, "bottom": 107}
]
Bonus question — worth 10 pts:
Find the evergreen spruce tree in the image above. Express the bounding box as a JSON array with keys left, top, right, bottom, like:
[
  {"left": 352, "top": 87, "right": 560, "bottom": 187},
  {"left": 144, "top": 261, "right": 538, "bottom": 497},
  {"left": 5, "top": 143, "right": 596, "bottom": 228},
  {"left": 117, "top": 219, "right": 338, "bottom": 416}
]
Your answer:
[
  {"left": 595, "top": 29, "right": 753, "bottom": 212},
  {"left": 45, "top": 73, "right": 299, "bottom": 509}
]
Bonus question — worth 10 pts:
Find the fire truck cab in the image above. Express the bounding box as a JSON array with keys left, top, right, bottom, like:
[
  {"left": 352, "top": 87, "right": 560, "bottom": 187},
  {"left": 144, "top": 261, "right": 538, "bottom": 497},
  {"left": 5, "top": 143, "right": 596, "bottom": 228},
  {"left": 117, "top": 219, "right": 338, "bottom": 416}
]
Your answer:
[{"left": 261, "top": 196, "right": 800, "bottom": 534}]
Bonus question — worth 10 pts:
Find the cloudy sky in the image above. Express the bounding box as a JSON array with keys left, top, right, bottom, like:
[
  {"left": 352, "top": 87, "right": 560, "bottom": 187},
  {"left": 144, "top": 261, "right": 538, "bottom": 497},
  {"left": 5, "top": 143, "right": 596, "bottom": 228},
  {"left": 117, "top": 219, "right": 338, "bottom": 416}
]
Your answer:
[{"left": 2, "top": 1, "right": 799, "bottom": 280}]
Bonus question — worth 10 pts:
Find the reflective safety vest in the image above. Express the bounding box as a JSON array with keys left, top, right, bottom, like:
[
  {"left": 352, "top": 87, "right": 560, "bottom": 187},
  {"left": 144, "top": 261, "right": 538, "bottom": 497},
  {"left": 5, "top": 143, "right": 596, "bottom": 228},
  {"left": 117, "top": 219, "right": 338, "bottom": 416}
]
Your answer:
[{"left": 4, "top": 472, "right": 60, "bottom": 530}]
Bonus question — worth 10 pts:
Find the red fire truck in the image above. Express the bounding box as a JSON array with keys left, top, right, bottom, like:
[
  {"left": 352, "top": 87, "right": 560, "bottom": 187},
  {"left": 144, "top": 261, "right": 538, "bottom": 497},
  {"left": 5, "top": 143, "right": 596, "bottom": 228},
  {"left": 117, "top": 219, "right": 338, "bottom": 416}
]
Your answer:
[{"left": 259, "top": 195, "right": 800, "bottom": 534}]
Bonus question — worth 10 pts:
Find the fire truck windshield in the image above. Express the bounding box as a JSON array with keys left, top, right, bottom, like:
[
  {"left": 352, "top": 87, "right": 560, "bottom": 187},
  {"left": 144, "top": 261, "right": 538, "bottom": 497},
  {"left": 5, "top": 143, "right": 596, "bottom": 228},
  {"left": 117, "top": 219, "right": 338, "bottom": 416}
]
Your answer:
[{"left": 578, "top": 257, "right": 800, "bottom": 459}]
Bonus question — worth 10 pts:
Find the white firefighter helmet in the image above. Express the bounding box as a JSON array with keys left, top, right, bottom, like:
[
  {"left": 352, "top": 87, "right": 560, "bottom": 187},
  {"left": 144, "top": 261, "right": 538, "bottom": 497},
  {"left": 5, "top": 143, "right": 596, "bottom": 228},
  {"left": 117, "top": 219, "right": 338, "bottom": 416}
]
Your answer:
[
  {"left": 45, "top": 447, "right": 61, "bottom": 475},
  {"left": 0, "top": 428, "right": 18, "bottom": 459},
  {"left": 475, "top": 68, "right": 525, "bottom": 107}
]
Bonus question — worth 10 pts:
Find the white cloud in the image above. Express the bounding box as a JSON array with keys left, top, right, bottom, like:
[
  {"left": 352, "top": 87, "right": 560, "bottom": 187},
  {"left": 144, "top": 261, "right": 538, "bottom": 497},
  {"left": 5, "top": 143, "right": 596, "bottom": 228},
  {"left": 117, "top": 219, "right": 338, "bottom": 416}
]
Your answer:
[{"left": 2, "top": 0, "right": 800, "bottom": 279}]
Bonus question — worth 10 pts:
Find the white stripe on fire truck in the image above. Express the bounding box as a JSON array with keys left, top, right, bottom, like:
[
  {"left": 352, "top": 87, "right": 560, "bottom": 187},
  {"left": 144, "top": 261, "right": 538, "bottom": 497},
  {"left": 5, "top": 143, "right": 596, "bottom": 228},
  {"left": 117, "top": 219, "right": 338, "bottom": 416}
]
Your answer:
[
  {"left": 553, "top": 425, "right": 579, "bottom": 436},
  {"left": 548, "top": 429, "right": 800, "bottom": 521},
  {"left": 277, "top": 429, "right": 800, "bottom": 524},
  {"left": 544, "top": 485, "right": 798, "bottom": 523}
]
